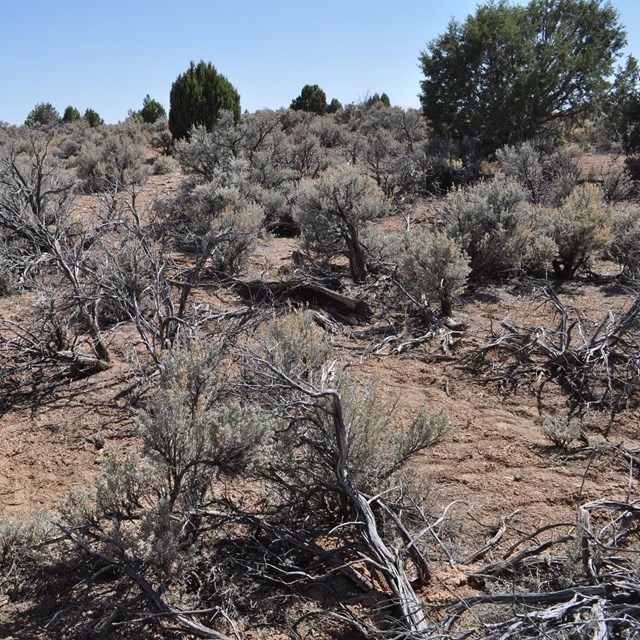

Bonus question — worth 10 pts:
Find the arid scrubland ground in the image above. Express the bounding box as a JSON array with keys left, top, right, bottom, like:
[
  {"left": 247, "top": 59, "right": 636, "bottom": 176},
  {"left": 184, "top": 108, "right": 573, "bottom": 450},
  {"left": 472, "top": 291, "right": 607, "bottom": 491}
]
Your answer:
[{"left": 1, "top": 105, "right": 640, "bottom": 639}]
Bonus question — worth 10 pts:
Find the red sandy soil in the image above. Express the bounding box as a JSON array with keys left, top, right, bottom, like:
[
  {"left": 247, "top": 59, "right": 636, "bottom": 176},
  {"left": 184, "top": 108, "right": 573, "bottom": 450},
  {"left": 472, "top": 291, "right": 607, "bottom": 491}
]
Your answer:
[{"left": 1, "top": 166, "right": 638, "bottom": 625}]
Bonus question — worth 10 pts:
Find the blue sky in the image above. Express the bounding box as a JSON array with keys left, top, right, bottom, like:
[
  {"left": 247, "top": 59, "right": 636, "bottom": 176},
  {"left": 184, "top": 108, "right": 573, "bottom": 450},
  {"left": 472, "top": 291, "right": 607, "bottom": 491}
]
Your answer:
[{"left": 2, "top": 0, "right": 639, "bottom": 125}]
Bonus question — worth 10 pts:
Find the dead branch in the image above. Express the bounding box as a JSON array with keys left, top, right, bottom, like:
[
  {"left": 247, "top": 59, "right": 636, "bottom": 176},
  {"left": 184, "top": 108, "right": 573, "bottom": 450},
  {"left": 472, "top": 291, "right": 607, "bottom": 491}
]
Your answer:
[
  {"left": 464, "top": 287, "right": 640, "bottom": 411},
  {"left": 438, "top": 499, "right": 640, "bottom": 638},
  {"left": 54, "top": 520, "right": 234, "bottom": 640},
  {"left": 232, "top": 277, "right": 371, "bottom": 318}
]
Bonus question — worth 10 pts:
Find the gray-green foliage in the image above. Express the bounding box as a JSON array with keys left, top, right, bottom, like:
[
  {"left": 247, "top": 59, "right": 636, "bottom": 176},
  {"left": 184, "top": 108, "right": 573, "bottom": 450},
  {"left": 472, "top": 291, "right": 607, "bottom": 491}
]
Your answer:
[
  {"left": 138, "top": 345, "right": 268, "bottom": 507},
  {"left": 263, "top": 308, "right": 332, "bottom": 382},
  {"left": 64, "top": 343, "right": 269, "bottom": 573},
  {"left": 340, "top": 105, "right": 429, "bottom": 198},
  {"left": 95, "top": 236, "right": 158, "bottom": 326},
  {"left": 400, "top": 228, "right": 471, "bottom": 316},
  {"left": 610, "top": 207, "right": 640, "bottom": 278},
  {"left": 76, "top": 125, "right": 149, "bottom": 192},
  {"left": 6, "top": 309, "right": 451, "bottom": 635},
  {"left": 496, "top": 141, "right": 581, "bottom": 205},
  {"left": 152, "top": 153, "right": 178, "bottom": 175},
  {"left": 259, "top": 309, "right": 449, "bottom": 498},
  {"left": 0, "top": 510, "right": 52, "bottom": 568},
  {"left": 360, "top": 225, "right": 403, "bottom": 268},
  {"left": 184, "top": 179, "right": 264, "bottom": 273},
  {"left": 444, "top": 178, "right": 554, "bottom": 280},
  {"left": 541, "top": 416, "right": 581, "bottom": 448},
  {"left": 546, "top": 184, "right": 610, "bottom": 278},
  {"left": 148, "top": 118, "right": 174, "bottom": 156},
  {"left": 295, "top": 167, "right": 388, "bottom": 282}
]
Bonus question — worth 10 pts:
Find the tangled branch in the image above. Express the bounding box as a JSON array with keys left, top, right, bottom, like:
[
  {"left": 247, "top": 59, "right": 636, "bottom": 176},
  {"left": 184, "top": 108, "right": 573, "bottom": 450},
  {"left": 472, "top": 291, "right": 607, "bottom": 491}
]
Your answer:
[{"left": 464, "top": 287, "right": 640, "bottom": 412}]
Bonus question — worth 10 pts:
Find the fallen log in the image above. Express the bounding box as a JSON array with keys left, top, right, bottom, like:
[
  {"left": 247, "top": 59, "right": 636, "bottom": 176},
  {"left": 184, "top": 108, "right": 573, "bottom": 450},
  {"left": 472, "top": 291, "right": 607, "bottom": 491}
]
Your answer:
[{"left": 232, "top": 278, "right": 371, "bottom": 317}]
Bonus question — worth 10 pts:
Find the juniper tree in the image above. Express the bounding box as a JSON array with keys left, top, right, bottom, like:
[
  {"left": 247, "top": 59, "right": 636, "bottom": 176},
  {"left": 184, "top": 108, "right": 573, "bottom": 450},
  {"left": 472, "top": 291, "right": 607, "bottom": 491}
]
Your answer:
[
  {"left": 420, "top": 0, "right": 626, "bottom": 154},
  {"left": 169, "top": 60, "right": 241, "bottom": 139}
]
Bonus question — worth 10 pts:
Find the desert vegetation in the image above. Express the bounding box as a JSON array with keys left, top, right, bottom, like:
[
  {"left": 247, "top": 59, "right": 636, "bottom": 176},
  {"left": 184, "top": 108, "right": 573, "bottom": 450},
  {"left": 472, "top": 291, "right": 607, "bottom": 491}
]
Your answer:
[{"left": 1, "top": 1, "right": 640, "bottom": 638}]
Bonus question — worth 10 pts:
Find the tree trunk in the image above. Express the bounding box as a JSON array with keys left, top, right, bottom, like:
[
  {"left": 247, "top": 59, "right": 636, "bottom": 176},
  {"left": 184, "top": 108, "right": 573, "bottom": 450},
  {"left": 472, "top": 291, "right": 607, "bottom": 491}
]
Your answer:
[{"left": 346, "top": 230, "right": 367, "bottom": 284}]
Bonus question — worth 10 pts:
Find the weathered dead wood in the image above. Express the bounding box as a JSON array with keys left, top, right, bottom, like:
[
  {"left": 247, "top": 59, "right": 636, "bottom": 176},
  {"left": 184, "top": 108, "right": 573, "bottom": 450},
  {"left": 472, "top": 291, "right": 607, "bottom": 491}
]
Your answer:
[
  {"left": 460, "top": 511, "right": 517, "bottom": 565},
  {"left": 439, "top": 499, "right": 640, "bottom": 638},
  {"left": 232, "top": 277, "right": 371, "bottom": 317},
  {"left": 327, "top": 391, "right": 429, "bottom": 633},
  {"left": 464, "top": 288, "right": 640, "bottom": 411},
  {"left": 0, "top": 318, "right": 112, "bottom": 376},
  {"left": 364, "top": 330, "right": 437, "bottom": 356},
  {"left": 245, "top": 356, "right": 431, "bottom": 635},
  {"left": 54, "top": 521, "right": 234, "bottom": 640}
]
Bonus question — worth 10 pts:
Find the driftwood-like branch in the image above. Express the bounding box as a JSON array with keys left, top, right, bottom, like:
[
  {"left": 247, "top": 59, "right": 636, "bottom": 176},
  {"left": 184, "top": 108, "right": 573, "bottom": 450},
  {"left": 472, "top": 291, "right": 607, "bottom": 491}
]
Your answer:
[
  {"left": 438, "top": 499, "right": 640, "bottom": 638},
  {"left": 0, "top": 317, "right": 111, "bottom": 378},
  {"left": 233, "top": 277, "right": 371, "bottom": 318},
  {"left": 243, "top": 354, "right": 431, "bottom": 635},
  {"left": 464, "top": 287, "right": 640, "bottom": 411}
]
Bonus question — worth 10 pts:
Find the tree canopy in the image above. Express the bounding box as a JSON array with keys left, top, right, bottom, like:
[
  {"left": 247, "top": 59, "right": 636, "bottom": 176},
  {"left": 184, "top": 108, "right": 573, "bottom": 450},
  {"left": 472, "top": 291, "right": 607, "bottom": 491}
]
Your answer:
[
  {"left": 365, "top": 92, "right": 391, "bottom": 108},
  {"left": 24, "top": 102, "right": 61, "bottom": 126},
  {"left": 62, "top": 106, "right": 81, "bottom": 123},
  {"left": 605, "top": 55, "right": 640, "bottom": 175},
  {"left": 84, "top": 108, "right": 104, "bottom": 128},
  {"left": 169, "top": 60, "right": 241, "bottom": 139},
  {"left": 419, "top": 0, "right": 626, "bottom": 155},
  {"left": 290, "top": 84, "right": 328, "bottom": 116},
  {"left": 138, "top": 94, "right": 166, "bottom": 124}
]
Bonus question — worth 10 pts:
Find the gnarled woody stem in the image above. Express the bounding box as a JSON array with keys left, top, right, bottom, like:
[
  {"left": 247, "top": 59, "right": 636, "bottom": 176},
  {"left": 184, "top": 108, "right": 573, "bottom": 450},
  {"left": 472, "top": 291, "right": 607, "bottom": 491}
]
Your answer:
[{"left": 328, "top": 391, "right": 429, "bottom": 634}]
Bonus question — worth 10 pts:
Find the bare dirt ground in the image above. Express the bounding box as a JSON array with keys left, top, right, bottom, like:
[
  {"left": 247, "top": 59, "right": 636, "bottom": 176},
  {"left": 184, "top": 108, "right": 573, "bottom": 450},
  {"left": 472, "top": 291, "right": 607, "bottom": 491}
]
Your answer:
[{"left": 1, "top": 166, "right": 639, "bottom": 630}]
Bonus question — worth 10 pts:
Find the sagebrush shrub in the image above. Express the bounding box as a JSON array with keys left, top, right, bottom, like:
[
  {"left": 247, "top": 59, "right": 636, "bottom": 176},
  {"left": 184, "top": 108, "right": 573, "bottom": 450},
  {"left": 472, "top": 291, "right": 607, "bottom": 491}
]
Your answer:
[
  {"left": 76, "top": 128, "right": 149, "bottom": 192},
  {"left": 186, "top": 182, "right": 264, "bottom": 273},
  {"left": 361, "top": 225, "right": 403, "bottom": 269},
  {"left": 496, "top": 142, "right": 581, "bottom": 206},
  {"left": 598, "top": 161, "right": 634, "bottom": 203},
  {"left": 399, "top": 228, "right": 470, "bottom": 316},
  {"left": 258, "top": 310, "right": 449, "bottom": 496},
  {"left": 138, "top": 345, "right": 269, "bottom": 508},
  {"left": 496, "top": 141, "right": 546, "bottom": 203},
  {"left": 0, "top": 510, "right": 52, "bottom": 574},
  {"left": 295, "top": 167, "right": 388, "bottom": 282},
  {"left": 444, "top": 178, "right": 553, "bottom": 280},
  {"left": 412, "top": 137, "right": 480, "bottom": 196},
  {"left": 542, "top": 416, "right": 581, "bottom": 448},
  {"left": 610, "top": 207, "right": 640, "bottom": 278},
  {"left": 547, "top": 184, "right": 610, "bottom": 278},
  {"left": 264, "top": 308, "right": 332, "bottom": 382},
  {"left": 152, "top": 154, "right": 178, "bottom": 175},
  {"left": 174, "top": 117, "right": 237, "bottom": 181}
]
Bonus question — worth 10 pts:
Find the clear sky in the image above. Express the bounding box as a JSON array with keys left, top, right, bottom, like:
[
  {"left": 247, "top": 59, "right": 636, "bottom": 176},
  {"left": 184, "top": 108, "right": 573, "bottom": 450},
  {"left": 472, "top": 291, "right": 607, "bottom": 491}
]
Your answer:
[{"left": 2, "top": 0, "right": 640, "bottom": 125}]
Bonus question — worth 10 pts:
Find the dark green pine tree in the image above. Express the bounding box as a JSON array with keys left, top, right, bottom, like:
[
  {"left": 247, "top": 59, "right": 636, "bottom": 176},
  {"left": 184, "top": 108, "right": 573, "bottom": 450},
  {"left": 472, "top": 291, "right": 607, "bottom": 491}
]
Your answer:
[
  {"left": 419, "top": 0, "right": 626, "bottom": 155},
  {"left": 139, "top": 95, "right": 166, "bottom": 124},
  {"left": 84, "top": 108, "right": 104, "bottom": 127},
  {"left": 62, "top": 106, "right": 81, "bottom": 123},
  {"left": 169, "top": 60, "right": 241, "bottom": 139},
  {"left": 25, "top": 102, "right": 61, "bottom": 126},
  {"left": 290, "top": 84, "right": 327, "bottom": 116}
]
